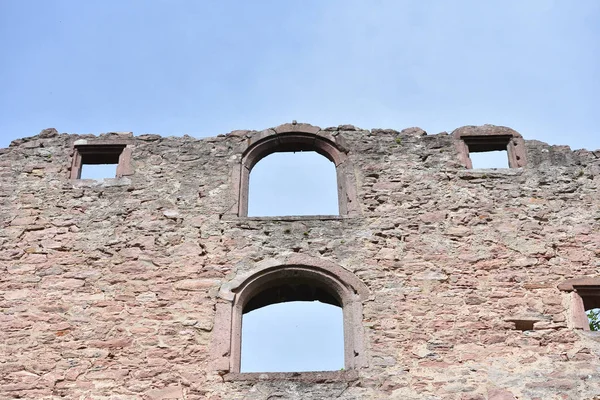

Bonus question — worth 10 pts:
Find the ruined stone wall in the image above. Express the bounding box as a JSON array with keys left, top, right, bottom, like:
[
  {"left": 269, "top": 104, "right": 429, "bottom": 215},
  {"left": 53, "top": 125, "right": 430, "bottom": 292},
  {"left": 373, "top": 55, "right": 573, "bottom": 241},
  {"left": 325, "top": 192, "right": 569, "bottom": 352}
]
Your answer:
[{"left": 1, "top": 123, "right": 599, "bottom": 400}]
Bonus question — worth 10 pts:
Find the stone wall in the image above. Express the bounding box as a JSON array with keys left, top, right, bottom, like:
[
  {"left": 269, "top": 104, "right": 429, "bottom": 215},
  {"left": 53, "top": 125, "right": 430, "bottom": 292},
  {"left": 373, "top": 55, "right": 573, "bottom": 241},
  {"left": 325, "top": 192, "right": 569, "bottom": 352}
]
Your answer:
[{"left": 1, "top": 123, "right": 599, "bottom": 399}]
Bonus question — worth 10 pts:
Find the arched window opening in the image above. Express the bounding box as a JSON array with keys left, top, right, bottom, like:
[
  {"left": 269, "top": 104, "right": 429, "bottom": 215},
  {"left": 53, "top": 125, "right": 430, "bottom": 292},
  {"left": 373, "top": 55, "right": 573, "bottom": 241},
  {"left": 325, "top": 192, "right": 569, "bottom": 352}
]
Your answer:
[
  {"left": 247, "top": 151, "right": 338, "bottom": 217},
  {"left": 212, "top": 258, "right": 369, "bottom": 376},
  {"left": 241, "top": 301, "right": 344, "bottom": 372},
  {"left": 233, "top": 125, "right": 360, "bottom": 218},
  {"left": 240, "top": 278, "right": 344, "bottom": 372}
]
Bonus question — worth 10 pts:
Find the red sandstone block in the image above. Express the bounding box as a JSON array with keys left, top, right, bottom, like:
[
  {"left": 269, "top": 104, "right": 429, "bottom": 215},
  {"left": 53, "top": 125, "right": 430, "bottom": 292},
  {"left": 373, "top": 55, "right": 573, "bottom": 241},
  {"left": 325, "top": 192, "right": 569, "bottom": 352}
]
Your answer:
[
  {"left": 174, "top": 279, "right": 219, "bottom": 291},
  {"left": 145, "top": 385, "right": 184, "bottom": 400}
]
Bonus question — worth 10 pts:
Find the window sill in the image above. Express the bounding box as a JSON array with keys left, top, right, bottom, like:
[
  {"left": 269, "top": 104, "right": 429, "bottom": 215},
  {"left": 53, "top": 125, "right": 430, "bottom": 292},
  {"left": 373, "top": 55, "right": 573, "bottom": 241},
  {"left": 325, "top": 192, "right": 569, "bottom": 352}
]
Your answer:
[
  {"left": 580, "top": 331, "right": 600, "bottom": 340},
  {"left": 455, "top": 168, "right": 524, "bottom": 179},
  {"left": 71, "top": 177, "right": 132, "bottom": 188},
  {"left": 224, "top": 370, "right": 358, "bottom": 382},
  {"left": 222, "top": 215, "right": 358, "bottom": 222}
]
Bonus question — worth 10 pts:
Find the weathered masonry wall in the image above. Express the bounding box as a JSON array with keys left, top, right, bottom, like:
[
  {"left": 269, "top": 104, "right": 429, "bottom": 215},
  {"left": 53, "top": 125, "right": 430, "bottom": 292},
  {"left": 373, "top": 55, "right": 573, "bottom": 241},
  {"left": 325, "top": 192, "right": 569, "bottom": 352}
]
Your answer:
[{"left": 1, "top": 123, "right": 599, "bottom": 400}]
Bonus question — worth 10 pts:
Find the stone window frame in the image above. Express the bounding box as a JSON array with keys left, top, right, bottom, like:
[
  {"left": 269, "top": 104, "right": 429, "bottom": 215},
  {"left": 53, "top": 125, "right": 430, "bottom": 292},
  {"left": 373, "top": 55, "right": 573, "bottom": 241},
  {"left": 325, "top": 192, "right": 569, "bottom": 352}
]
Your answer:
[
  {"left": 558, "top": 277, "right": 600, "bottom": 331},
  {"left": 453, "top": 125, "right": 527, "bottom": 169},
  {"left": 211, "top": 254, "right": 369, "bottom": 381},
  {"left": 229, "top": 122, "right": 360, "bottom": 217},
  {"left": 69, "top": 139, "right": 133, "bottom": 179}
]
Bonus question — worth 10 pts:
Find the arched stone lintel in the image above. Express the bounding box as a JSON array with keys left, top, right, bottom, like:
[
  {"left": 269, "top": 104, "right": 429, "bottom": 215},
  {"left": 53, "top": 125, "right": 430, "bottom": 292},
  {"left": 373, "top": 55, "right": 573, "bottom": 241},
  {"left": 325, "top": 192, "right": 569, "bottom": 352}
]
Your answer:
[
  {"left": 274, "top": 122, "right": 321, "bottom": 135},
  {"left": 219, "top": 255, "right": 369, "bottom": 303},
  {"left": 241, "top": 132, "right": 347, "bottom": 170}
]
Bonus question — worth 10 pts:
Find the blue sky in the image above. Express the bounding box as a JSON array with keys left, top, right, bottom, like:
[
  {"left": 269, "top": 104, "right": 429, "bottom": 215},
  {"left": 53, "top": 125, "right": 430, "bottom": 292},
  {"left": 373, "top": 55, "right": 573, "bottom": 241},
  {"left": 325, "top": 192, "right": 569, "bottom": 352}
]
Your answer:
[
  {"left": 241, "top": 302, "right": 343, "bottom": 372},
  {"left": 1, "top": 1, "right": 599, "bottom": 372},
  {"left": 1, "top": 1, "right": 599, "bottom": 150},
  {"left": 248, "top": 152, "right": 338, "bottom": 216}
]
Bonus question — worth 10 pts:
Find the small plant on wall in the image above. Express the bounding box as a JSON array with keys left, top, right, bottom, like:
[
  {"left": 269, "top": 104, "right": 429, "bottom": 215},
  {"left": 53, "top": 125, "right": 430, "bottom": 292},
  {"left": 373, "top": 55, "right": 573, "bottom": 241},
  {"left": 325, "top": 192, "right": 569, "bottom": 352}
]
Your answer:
[{"left": 587, "top": 309, "right": 600, "bottom": 331}]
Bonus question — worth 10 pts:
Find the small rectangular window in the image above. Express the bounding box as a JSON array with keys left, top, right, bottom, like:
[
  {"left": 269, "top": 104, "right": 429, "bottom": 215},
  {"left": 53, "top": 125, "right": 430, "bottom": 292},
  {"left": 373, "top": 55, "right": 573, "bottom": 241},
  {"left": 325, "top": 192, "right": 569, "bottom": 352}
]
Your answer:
[
  {"left": 452, "top": 126, "right": 527, "bottom": 169},
  {"left": 69, "top": 142, "right": 132, "bottom": 179},
  {"left": 464, "top": 135, "right": 511, "bottom": 169},
  {"left": 558, "top": 278, "right": 600, "bottom": 331},
  {"left": 579, "top": 289, "right": 600, "bottom": 331},
  {"left": 80, "top": 163, "right": 119, "bottom": 179},
  {"left": 469, "top": 150, "right": 509, "bottom": 169}
]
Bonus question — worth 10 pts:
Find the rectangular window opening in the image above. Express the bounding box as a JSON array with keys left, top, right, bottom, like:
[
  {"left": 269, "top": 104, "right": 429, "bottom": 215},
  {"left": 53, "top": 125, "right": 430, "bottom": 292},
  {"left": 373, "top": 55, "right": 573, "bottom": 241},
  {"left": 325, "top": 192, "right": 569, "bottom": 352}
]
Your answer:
[
  {"left": 581, "top": 291, "right": 600, "bottom": 331},
  {"left": 577, "top": 286, "right": 600, "bottom": 331},
  {"left": 469, "top": 149, "right": 509, "bottom": 169},
  {"left": 73, "top": 144, "right": 126, "bottom": 179},
  {"left": 513, "top": 320, "right": 535, "bottom": 331},
  {"left": 464, "top": 135, "right": 511, "bottom": 169},
  {"left": 581, "top": 292, "right": 600, "bottom": 311},
  {"left": 80, "top": 163, "right": 118, "bottom": 179}
]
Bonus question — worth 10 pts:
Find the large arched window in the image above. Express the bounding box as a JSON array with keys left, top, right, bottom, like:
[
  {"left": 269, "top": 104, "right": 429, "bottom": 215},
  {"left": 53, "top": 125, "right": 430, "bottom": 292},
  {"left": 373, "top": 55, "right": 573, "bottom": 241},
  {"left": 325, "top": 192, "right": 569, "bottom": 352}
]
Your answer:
[
  {"left": 211, "top": 255, "right": 368, "bottom": 378},
  {"left": 240, "top": 283, "right": 344, "bottom": 372},
  {"left": 231, "top": 123, "right": 360, "bottom": 217}
]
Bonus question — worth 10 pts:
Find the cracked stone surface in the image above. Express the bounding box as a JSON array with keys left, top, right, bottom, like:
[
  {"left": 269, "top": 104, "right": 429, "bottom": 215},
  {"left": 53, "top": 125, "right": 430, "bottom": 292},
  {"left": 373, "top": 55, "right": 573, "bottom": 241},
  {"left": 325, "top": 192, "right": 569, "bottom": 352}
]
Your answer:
[{"left": 1, "top": 123, "right": 599, "bottom": 399}]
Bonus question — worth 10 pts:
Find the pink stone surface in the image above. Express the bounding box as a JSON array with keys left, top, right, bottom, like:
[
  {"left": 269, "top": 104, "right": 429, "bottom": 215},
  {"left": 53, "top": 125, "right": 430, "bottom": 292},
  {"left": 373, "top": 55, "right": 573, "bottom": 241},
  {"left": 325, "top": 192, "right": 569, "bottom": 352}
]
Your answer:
[{"left": 0, "top": 124, "right": 599, "bottom": 399}]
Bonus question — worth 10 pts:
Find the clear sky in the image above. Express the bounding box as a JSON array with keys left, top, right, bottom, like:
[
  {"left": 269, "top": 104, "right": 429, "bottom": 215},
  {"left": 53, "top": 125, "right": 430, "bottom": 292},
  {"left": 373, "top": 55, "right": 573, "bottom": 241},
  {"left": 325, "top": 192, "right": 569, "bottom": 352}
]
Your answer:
[
  {"left": 248, "top": 152, "right": 338, "bottom": 216},
  {"left": 1, "top": 1, "right": 599, "bottom": 151},
  {"left": 1, "top": 0, "right": 599, "bottom": 372},
  {"left": 241, "top": 302, "right": 343, "bottom": 372}
]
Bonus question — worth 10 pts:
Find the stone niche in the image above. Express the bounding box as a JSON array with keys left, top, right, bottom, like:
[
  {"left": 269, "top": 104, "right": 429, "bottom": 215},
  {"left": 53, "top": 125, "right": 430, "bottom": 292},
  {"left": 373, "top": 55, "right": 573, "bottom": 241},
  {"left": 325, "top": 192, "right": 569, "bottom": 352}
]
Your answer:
[{"left": 0, "top": 123, "right": 599, "bottom": 400}]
